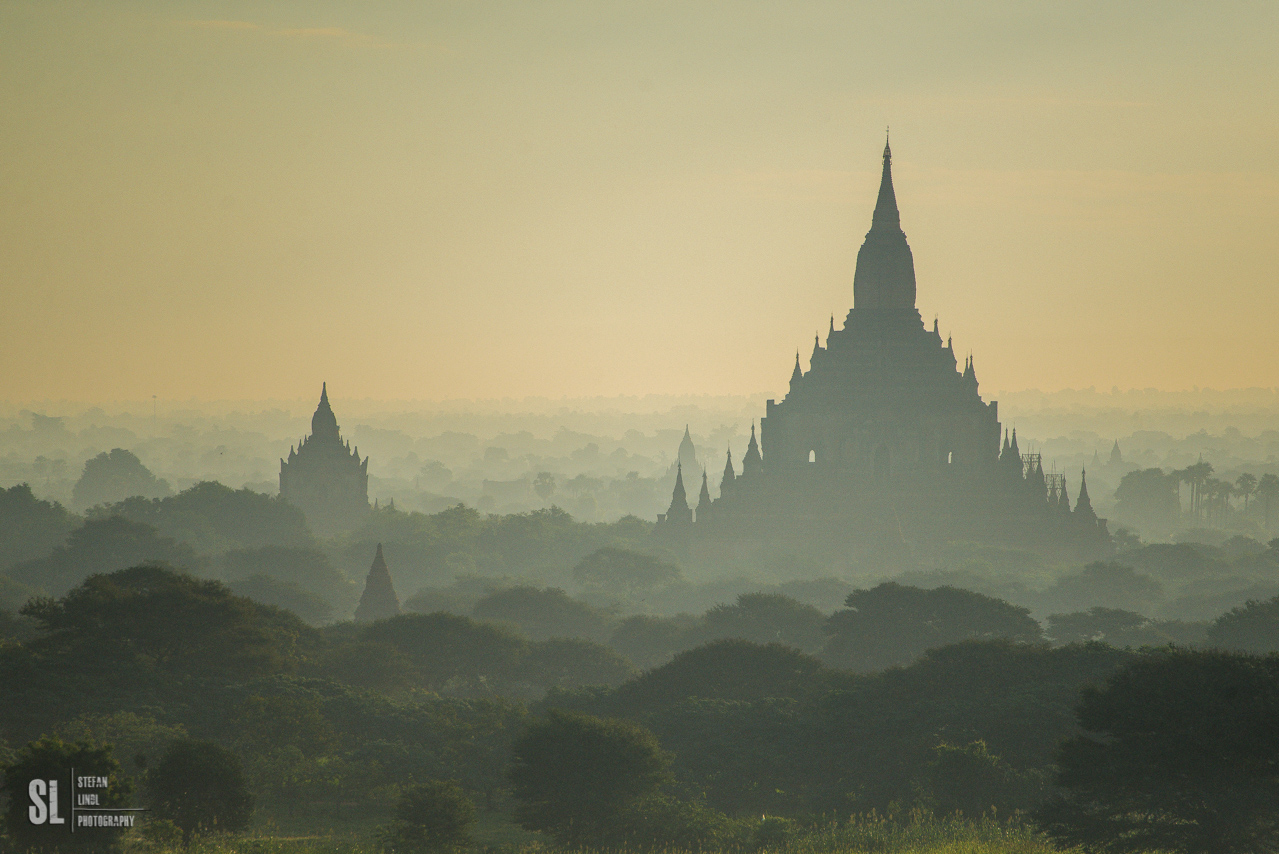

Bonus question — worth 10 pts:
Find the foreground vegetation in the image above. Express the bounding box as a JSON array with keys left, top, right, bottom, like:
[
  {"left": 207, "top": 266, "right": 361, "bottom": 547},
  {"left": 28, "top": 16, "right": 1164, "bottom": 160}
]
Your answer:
[{"left": 105, "top": 811, "right": 1061, "bottom": 854}]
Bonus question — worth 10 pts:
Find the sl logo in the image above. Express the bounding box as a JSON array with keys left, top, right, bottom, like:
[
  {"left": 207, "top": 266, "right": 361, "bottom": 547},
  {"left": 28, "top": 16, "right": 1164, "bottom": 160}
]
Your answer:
[{"left": 28, "top": 779, "right": 67, "bottom": 825}]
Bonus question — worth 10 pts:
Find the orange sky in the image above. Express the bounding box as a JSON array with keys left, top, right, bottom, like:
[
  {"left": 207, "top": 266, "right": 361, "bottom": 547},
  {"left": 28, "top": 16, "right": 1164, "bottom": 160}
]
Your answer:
[{"left": 2, "top": 2, "right": 1277, "bottom": 403}]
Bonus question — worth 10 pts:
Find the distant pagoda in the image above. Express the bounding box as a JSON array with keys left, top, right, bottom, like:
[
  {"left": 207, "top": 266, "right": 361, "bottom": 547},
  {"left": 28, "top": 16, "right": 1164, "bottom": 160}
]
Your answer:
[
  {"left": 279, "top": 384, "right": 370, "bottom": 536},
  {"left": 354, "top": 543, "right": 401, "bottom": 622},
  {"left": 656, "top": 139, "right": 1110, "bottom": 561}
]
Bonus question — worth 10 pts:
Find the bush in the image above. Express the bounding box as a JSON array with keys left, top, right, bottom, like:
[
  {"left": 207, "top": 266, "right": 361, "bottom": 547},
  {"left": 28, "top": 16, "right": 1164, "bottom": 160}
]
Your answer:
[
  {"left": 509, "top": 709, "right": 671, "bottom": 845},
  {"left": 382, "top": 780, "right": 476, "bottom": 852},
  {"left": 1, "top": 736, "right": 133, "bottom": 853},
  {"left": 146, "top": 740, "right": 252, "bottom": 844}
]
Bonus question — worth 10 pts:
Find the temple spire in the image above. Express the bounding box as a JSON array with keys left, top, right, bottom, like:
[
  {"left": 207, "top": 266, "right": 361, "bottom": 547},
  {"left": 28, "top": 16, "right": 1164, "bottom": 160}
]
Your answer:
[
  {"left": 1076, "top": 467, "right": 1096, "bottom": 519},
  {"left": 720, "top": 447, "right": 736, "bottom": 495},
  {"left": 790, "top": 351, "right": 803, "bottom": 386},
  {"left": 873, "top": 133, "right": 900, "bottom": 227},
  {"left": 743, "top": 423, "right": 763, "bottom": 477},
  {"left": 310, "top": 383, "right": 340, "bottom": 441},
  {"left": 354, "top": 543, "right": 401, "bottom": 622},
  {"left": 662, "top": 461, "right": 692, "bottom": 525},
  {"left": 696, "top": 468, "right": 711, "bottom": 521}
]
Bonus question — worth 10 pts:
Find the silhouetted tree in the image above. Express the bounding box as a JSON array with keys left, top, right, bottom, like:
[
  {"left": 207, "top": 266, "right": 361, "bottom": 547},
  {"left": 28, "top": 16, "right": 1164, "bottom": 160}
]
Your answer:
[
  {"left": 2, "top": 736, "right": 133, "bottom": 853},
  {"left": 147, "top": 740, "right": 252, "bottom": 844},
  {"left": 361, "top": 612, "right": 526, "bottom": 690},
  {"left": 231, "top": 694, "right": 336, "bottom": 759},
  {"left": 1236, "top": 472, "right": 1258, "bottom": 514},
  {"left": 21, "top": 564, "right": 307, "bottom": 679},
  {"left": 822, "top": 583, "right": 1042, "bottom": 672},
  {"left": 613, "top": 639, "right": 824, "bottom": 708},
  {"left": 104, "top": 481, "right": 314, "bottom": 554},
  {"left": 509, "top": 710, "right": 671, "bottom": 845},
  {"left": 518, "top": 638, "right": 636, "bottom": 691},
  {"left": 1257, "top": 473, "right": 1279, "bottom": 532},
  {"left": 572, "top": 547, "right": 680, "bottom": 598},
  {"left": 1207, "top": 595, "right": 1279, "bottom": 654},
  {"left": 1036, "top": 649, "right": 1279, "bottom": 854},
  {"left": 1047, "top": 607, "right": 1206, "bottom": 648},
  {"left": 472, "top": 586, "right": 612, "bottom": 642},
  {"left": 924, "top": 740, "right": 1047, "bottom": 817},
  {"left": 0, "top": 483, "right": 77, "bottom": 573},
  {"left": 9, "top": 516, "right": 197, "bottom": 596},
  {"left": 221, "top": 545, "right": 351, "bottom": 606},
  {"left": 692, "top": 592, "right": 828, "bottom": 653},
  {"left": 1045, "top": 562, "right": 1164, "bottom": 614},
  {"left": 383, "top": 781, "right": 476, "bottom": 852},
  {"left": 608, "top": 614, "right": 691, "bottom": 669},
  {"left": 228, "top": 574, "right": 333, "bottom": 625},
  {"left": 1114, "top": 468, "right": 1180, "bottom": 533},
  {"left": 533, "top": 471, "right": 556, "bottom": 502},
  {"left": 72, "top": 448, "right": 171, "bottom": 510}
]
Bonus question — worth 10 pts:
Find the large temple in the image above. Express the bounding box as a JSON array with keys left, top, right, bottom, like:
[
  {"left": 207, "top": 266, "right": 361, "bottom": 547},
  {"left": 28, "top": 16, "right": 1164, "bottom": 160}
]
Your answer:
[
  {"left": 279, "top": 384, "right": 370, "bottom": 536},
  {"left": 660, "top": 140, "right": 1110, "bottom": 562}
]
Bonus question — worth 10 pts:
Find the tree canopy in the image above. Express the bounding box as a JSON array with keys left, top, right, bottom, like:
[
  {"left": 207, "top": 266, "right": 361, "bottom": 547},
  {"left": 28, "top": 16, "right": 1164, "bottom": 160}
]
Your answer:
[
  {"left": 509, "top": 709, "right": 671, "bottom": 845},
  {"left": 1, "top": 736, "right": 133, "bottom": 853},
  {"left": 21, "top": 563, "right": 308, "bottom": 679},
  {"left": 1036, "top": 648, "right": 1279, "bottom": 854},
  {"left": 1207, "top": 594, "right": 1279, "bottom": 653},
  {"left": 72, "top": 448, "right": 171, "bottom": 511},
  {"left": 147, "top": 739, "right": 253, "bottom": 844},
  {"left": 102, "top": 481, "right": 315, "bottom": 555},
  {"left": 472, "top": 586, "right": 613, "bottom": 642},
  {"left": 9, "top": 516, "right": 198, "bottom": 596},
  {"left": 822, "top": 583, "right": 1043, "bottom": 672},
  {"left": 0, "top": 483, "right": 77, "bottom": 574}
]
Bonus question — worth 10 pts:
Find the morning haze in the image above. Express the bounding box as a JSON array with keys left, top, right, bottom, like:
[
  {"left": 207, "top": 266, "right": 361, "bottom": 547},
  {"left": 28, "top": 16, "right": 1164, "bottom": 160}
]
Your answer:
[
  {"left": 2, "top": 2, "right": 1277, "bottom": 402},
  {"left": 5, "top": 4, "right": 1279, "bottom": 854}
]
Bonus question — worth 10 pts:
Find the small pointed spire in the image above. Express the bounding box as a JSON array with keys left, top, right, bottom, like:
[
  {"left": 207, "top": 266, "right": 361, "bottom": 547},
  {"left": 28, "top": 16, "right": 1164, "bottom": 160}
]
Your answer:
[
  {"left": 743, "top": 423, "right": 763, "bottom": 476},
  {"left": 790, "top": 351, "right": 803, "bottom": 386},
  {"left": 354, "top": 543, "right": 401, "bottom": 622},
  {"left": 1076, "top": 467, "right": 1096, "bottom": 518},
  {"left": 720, "top": 447, "right": 736, "bottom": 493},
  {"left": 663, "top": 460, "right": 692, "bottom": 524},
  {"left": 829, "top": 314, "right": 836, "bottom": 338},
  {"left": 696, "top": 468, "right": 711, "bottom": 519}
]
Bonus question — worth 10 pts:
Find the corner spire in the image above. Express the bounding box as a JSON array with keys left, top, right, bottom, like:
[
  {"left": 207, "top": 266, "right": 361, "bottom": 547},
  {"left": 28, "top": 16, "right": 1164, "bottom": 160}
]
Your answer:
[
  {"left": 696, "top": 467, "right": 711, "bottom": 519},
  {"left": 742, "top": 423, "right": 763, "bottom": 477},
  {"left": 720, "top": 446, "right": 736, "bottom": 495}
]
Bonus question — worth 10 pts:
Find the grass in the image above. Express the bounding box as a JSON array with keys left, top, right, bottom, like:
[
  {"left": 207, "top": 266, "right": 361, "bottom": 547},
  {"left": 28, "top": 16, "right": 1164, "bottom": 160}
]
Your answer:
[{"left": 117, "top": 810, "right": 1072, "bottom": 854}]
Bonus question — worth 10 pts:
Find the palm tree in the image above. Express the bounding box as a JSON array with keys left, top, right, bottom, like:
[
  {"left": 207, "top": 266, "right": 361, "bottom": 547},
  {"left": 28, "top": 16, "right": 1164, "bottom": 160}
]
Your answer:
[
  {"left": 1256, "top": 473, "right": 1279, "bottom": 533},
  {"left": 1183, "top": 459, "right": 1214, "bottom": 522},
  {"left": 1236, "top": 473, "right": 1258, "bottom": 515}
]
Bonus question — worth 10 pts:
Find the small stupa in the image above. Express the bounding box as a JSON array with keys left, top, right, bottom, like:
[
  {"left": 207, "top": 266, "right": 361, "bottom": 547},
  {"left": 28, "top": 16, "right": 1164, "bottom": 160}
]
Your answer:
[{"left": 354, "top": 543, "right": 401, "bottom": 622}]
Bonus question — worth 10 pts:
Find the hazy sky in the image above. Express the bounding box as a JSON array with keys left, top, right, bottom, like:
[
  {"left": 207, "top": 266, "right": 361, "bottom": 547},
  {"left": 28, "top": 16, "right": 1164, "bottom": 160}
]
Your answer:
[{"left": 2, "top": 2, "right": 1277, "bottom": 403}]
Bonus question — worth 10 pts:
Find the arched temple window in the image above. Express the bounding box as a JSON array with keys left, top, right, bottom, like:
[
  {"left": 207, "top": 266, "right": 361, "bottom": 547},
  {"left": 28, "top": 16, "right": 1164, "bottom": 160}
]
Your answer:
[{"left": 808, "top": 449, "right": 816, "bottom": 464}]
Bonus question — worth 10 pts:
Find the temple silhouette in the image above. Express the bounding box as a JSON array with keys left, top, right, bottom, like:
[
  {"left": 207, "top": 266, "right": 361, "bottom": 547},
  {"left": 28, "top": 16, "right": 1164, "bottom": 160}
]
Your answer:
[
  {"left": 659, "top": 139, "right": 1111, "bottom": 561},
  {"left": 279, "top": 384, "right": 370, "bottom": 535},
  {"left": 354, "top": 543, "right": 402, "bottom": 622}
]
